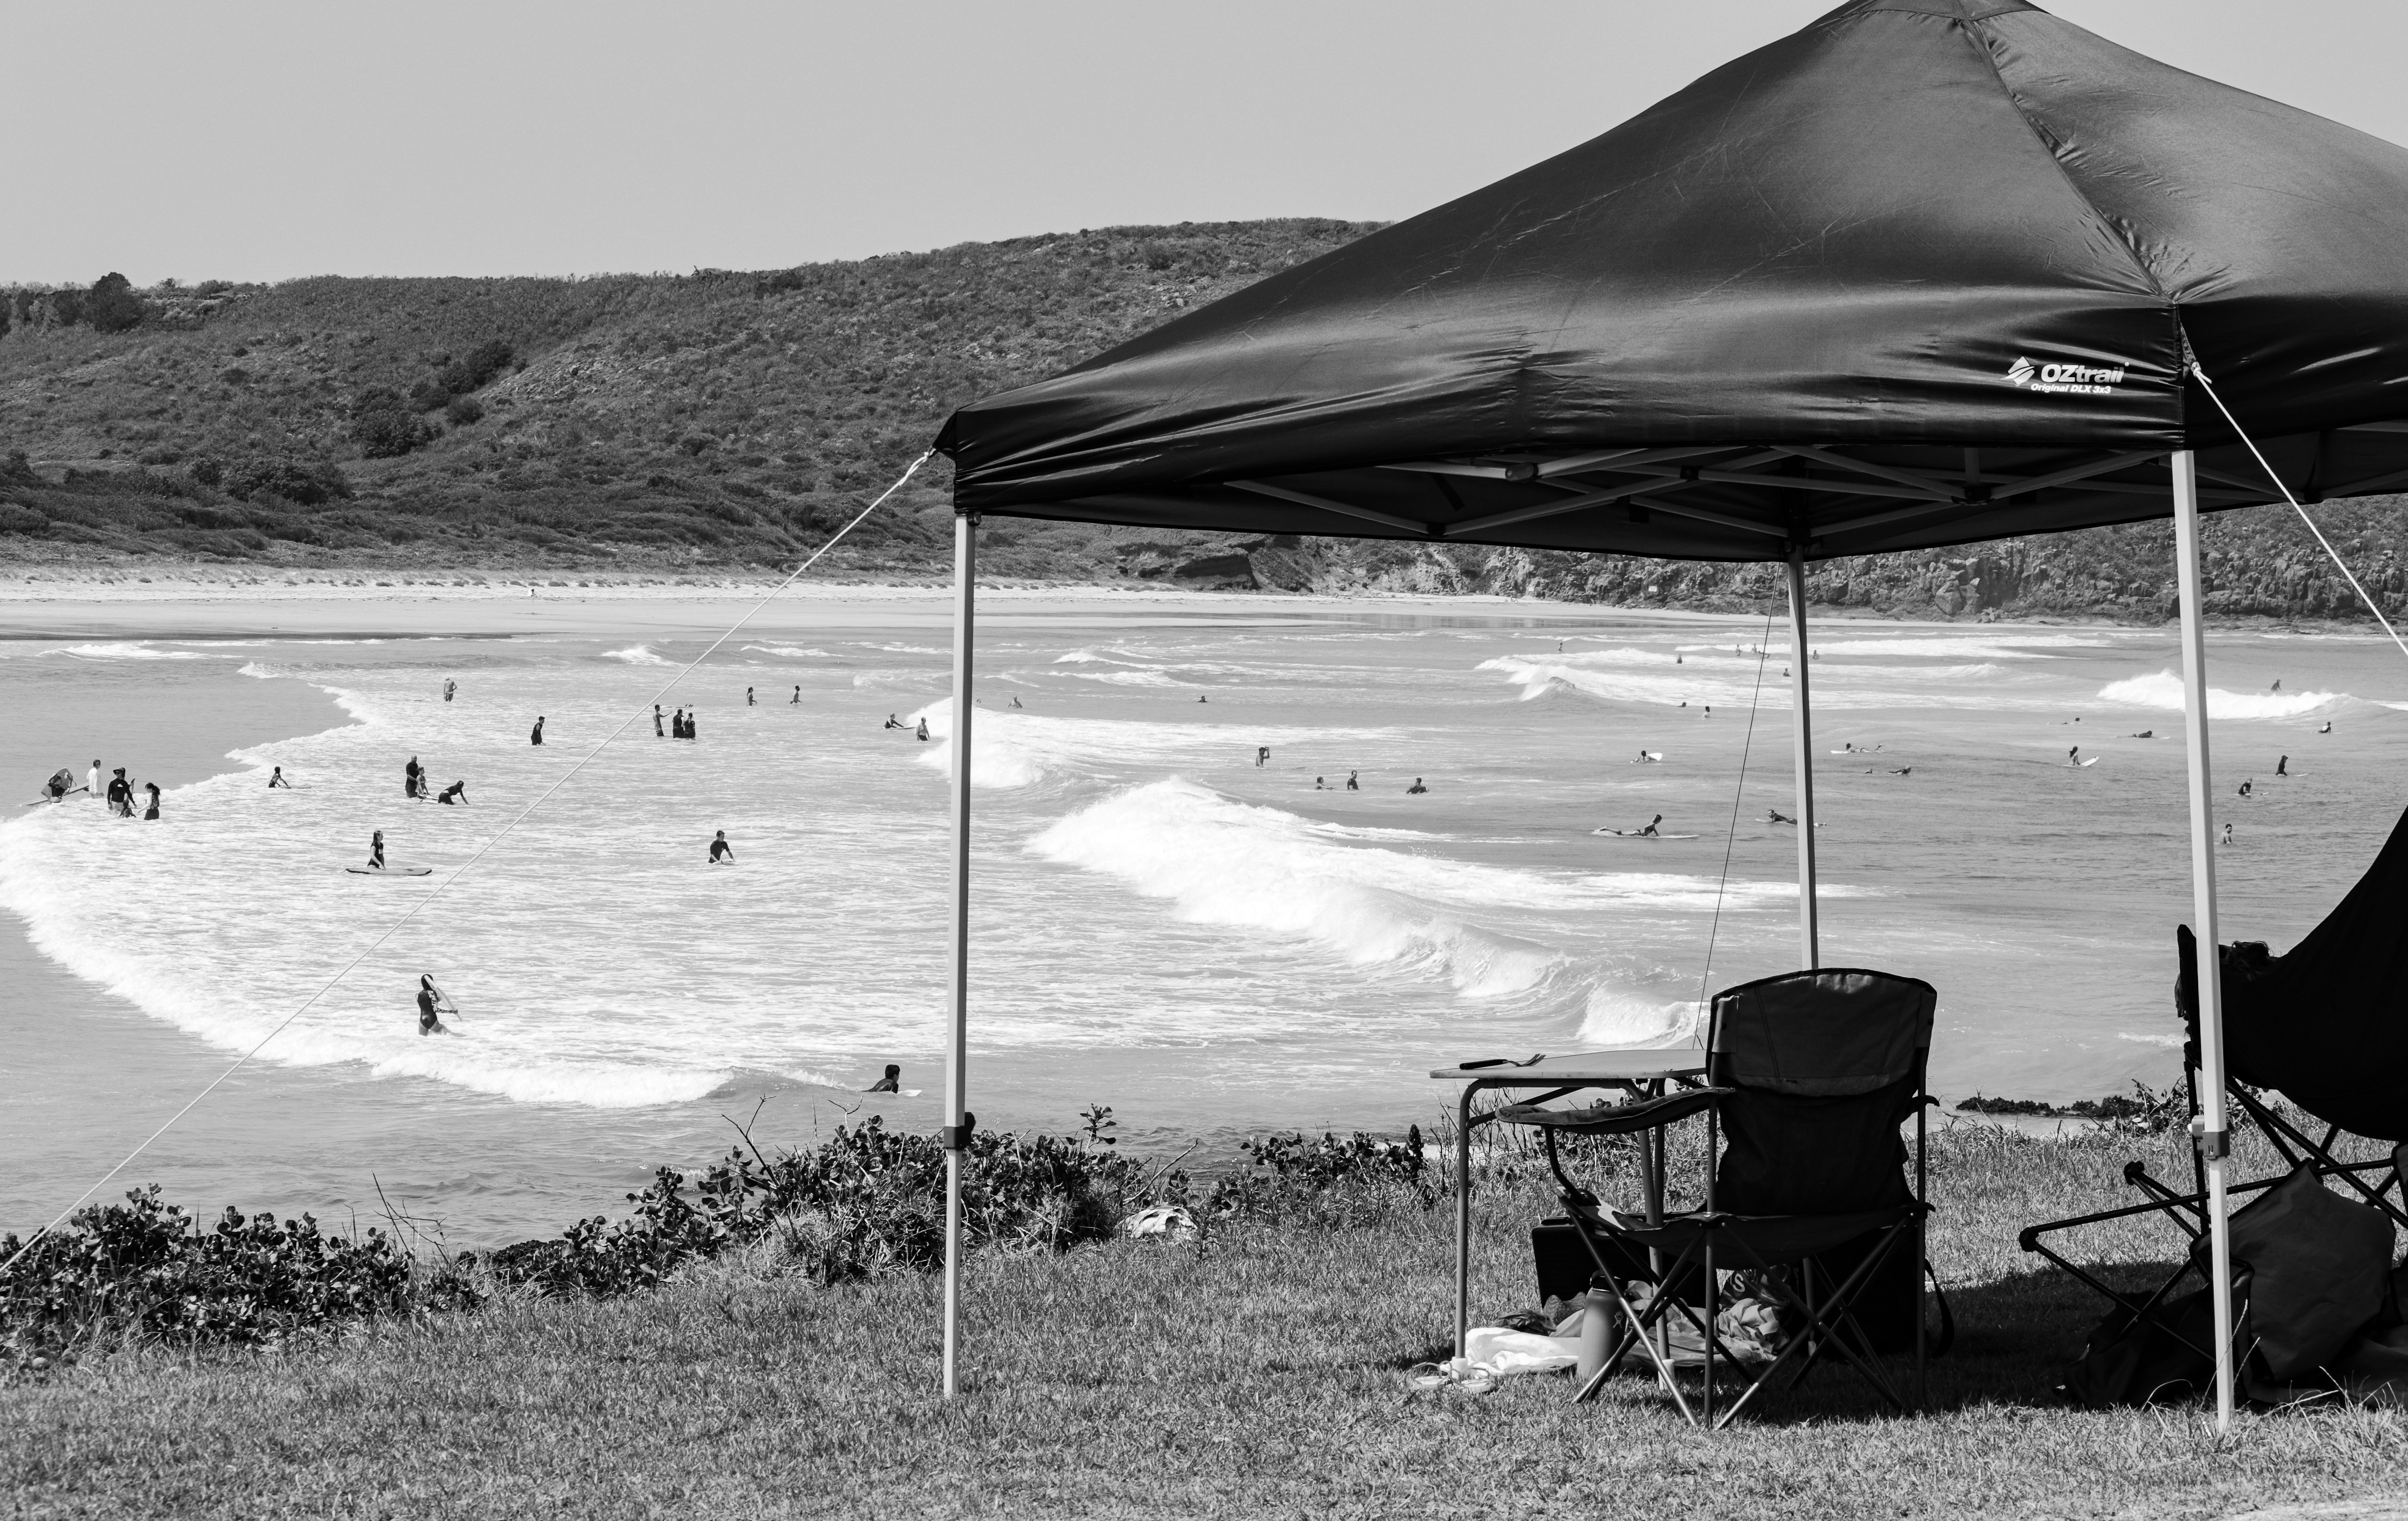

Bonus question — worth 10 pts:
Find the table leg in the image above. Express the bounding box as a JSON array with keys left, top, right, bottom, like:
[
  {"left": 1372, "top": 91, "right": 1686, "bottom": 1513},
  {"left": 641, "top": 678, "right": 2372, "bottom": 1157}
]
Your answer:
[
  {"left": 1642, "top": 1080, "right": 1670, "bottom": 1389},
  {"left": 1456, "top": 1081, "right": 1478, "bottom": 1359}
]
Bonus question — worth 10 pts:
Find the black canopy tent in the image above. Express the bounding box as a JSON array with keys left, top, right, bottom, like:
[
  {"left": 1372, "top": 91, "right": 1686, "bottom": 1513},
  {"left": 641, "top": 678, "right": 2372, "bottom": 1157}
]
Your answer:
[{"left": 930, "top": 0, "right": 2408, "bottom": 1420}]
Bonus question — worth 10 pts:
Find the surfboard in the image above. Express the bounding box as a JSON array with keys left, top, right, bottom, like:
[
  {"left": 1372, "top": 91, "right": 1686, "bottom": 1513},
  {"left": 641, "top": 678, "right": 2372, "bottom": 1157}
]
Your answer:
[
  {"left": 1593, "top": 829, "right": 1701, "bottom": 838},
  {"left": 346, "top": 866, "right": 433, "bottom": 876},
  {"left": 2069, "top": 757, "right": 2100, "bottom": 767},
  {"left": 1629, "top": 752, "right": 1665, "bottom": 763}
]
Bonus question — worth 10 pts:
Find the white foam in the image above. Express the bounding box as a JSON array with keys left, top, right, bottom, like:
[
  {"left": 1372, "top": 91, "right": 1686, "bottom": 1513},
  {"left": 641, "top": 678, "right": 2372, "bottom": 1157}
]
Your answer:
[
  {"left": 740, "top": 644, "right": 834, "bottom": 659},
  {"left": 602, "top": 644, "right": 673, "bottom": 666},
  {"left": 2098, "top": 670, "right": 2346, "bottom": 719},
  {"left": 46, "top": 642, "right": 215, "bottom": 661}
]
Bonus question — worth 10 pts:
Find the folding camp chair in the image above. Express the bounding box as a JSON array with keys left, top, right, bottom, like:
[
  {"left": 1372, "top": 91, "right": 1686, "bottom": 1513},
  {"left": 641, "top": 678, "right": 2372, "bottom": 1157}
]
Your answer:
[
  {"left": 2019, "top": 919, "right": 2408, "bottom": 1386},
  {"left": 1498, "top": 967, "right": 1939, "bottom": 1426}
]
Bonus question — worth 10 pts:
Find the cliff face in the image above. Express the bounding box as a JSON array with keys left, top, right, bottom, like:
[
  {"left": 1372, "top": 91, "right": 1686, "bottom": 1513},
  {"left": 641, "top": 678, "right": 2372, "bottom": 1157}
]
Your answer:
[{"left": 3, "top": 218, "right": 2405, "bottom": 625}]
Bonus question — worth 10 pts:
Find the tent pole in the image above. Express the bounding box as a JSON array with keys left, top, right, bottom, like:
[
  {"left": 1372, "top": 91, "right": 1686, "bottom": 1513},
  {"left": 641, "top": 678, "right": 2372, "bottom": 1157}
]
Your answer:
[
  {"left": 942, "top": 511, "right": 977, "bottom": 1400},
  {"left": 2171, "top": 450, "right": 2235, "bottom": 1431},
  {"left": 1785, "top": 547, "right": 1820, "bottom": 969}
]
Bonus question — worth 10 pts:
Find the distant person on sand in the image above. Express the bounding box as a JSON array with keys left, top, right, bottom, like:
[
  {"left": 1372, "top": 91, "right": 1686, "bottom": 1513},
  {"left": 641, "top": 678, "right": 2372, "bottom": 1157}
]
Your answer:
[
  {"left": 530, "top": 716, "right": 545, "bottom": 746},
  {"left": 415, "top": 974, "right": 455, "bottom": 1036},
  {"left": 405, "top": 756, "right": 424, "bottom": 799},
  {"left": 2277, "top": 755, "right": 2290, "bottom": 777},
  {"left": 268, "top": 766, "right": 291, "bottom": 789},
  {"left": 438, "top": 781, "right": 468, "bottom": 805},
  {"left": 654, "top": 705, "right": 665, "bottom": 738},
  {"left": 1406, "top": 778, "right": 1428, "bottom": 795},
  {"left": 369, "top": 830, "right": 386, "bottom": 871},
  {"left": 444, "top": 679, "right": 456, "bottom": 703},
  {"left": 709, "top": 829, "right": 734, "bottom": 864},
  {"left": 142, "top": 783, "right": 160, "bottom": 821},
  {"left": 867, "top": 1064, "right": 901, "bottom": 1094},
  {"left": 915, "top": 717, "right": 929, "bottom": 742}
]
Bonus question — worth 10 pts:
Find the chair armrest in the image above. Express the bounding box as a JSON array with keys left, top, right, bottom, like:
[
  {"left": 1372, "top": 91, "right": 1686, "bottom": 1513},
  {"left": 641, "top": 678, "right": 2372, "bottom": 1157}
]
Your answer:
[{"left": 1496, "top": 1087, "right": 1733, "bottom": 1137}]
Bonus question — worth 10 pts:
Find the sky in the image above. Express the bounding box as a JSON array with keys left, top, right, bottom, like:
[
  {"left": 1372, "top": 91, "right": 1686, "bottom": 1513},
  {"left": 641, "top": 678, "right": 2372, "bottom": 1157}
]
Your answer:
[{"left": 11, "top": 1, "right": 2408, "bottom": 285}]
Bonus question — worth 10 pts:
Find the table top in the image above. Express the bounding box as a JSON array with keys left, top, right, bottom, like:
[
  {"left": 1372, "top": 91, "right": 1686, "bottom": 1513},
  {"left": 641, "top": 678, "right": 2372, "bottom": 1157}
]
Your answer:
[{"left": 1428, "top": 1047, "right": 1709, "bottom": 1083}]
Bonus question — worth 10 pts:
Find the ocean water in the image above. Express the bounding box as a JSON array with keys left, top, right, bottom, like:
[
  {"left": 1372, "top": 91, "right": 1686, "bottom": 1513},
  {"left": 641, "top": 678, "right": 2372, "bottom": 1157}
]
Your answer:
[{"left": 3, "top": 602, "right": 2404, "bottom": 1240}]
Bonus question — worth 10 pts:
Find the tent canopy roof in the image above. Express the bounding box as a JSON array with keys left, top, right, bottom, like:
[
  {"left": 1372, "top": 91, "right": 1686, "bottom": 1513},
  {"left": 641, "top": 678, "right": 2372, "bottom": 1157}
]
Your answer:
[{"left": 938, "top": 0, "right": 2408, "bottom": 561}]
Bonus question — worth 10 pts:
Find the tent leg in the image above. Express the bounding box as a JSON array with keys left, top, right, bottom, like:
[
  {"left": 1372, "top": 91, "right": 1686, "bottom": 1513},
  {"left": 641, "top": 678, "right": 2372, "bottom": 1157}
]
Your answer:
[
  {"left": 942, "top": 511, "right": 977, "bottom": 1400},
  {"left": 2171, "top": 450, "right": 2235, "bottom": 1432},
  {"left": 1786, "top": 548, "right": 1819, "bottom": 969}
]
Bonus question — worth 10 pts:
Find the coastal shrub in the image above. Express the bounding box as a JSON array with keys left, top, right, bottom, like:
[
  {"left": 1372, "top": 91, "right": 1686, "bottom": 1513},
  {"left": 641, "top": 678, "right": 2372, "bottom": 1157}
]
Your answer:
[
  {"left": 85, "top": 272, "right": 145, "bottom": 334},
  {"left": 223, "top": 457, "right": 350, "bottom": 506},
  {"left": 0, "top": 1187, "right": 475, "bottom": 1363},
  {"left": 1195, "top": 1129, "right": 1435, "bottom": 1226},
  {"left": 445, "top": 395, "right": 485, "bottom": 426},
  {"left": 437, "top": 338, "right": 516, "bottom": 395}
]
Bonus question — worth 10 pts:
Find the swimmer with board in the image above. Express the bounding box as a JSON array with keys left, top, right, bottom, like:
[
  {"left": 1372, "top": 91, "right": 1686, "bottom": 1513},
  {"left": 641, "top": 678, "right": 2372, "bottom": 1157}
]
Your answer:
[
  {"left": 349, "top": 829, "right": 433, "bottom": 875},
  {"left": 415, "top": 974, "right": 457, "bottom": 1036},
  {"left": 1595, "top": 814, "right": 1701, "bottom": 839}
]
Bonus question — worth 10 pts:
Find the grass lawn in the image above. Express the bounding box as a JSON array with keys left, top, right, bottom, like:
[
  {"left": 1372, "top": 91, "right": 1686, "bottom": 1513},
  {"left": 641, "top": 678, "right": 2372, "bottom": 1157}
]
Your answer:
[{"left": 6, "top": 1117, "right": 2406, "bottom": 1519}]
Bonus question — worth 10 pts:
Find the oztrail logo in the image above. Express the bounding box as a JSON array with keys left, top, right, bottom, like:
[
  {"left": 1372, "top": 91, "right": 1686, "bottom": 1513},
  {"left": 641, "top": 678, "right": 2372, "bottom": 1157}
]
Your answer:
[{"left": 2006, "top": 355, "right": 2127, "bottom": 396}]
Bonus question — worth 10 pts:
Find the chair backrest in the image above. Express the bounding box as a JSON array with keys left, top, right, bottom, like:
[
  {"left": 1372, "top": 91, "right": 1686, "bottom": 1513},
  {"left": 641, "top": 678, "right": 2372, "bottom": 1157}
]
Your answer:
[{"left": 1707, "top": 968, "right": 1936, "bottom": 1216}]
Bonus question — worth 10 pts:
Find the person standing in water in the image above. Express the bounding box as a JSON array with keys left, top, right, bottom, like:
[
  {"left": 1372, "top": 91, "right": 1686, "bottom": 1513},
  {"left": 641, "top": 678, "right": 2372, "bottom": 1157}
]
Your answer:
[
  {"left": 530, "top": 716, "right": 545, "bottom": 746},
  {"left": 1256, "top": 746, "right": 1269, "bottom": 767},
  {"left": 2067, "top": 746, "right": 2080, "bottom": 765},
  {"left": 268, "top": 766, "right": 291, "bottom": 789},
  {"left": 2276, "top": 755, "right": 2290, "bottom": 777},
  {"left": 867, "top": 1064, "right": 901, "bottom": 1094},
  {"left": 142, "top": 783, "right": 161, "bottom": 821},
  {"left": 86, "top": 759, "right": 101, "bottom": 801},
  {"left": 405, "top": 756, "right": 424, "bottom": 799},
  {"left": 444, "top": 679, "right": 456, "bottom": 703},
  {"left": 2221, "top": 823, "right": 2234, "bottom": 846},
  {"left": 1346, "top": 770, "right": 1359, "bottom": 791},
  {"left": 40, "top": 769, "right": 73, "bottom": 803},
  {"left": 654, "top": 705, "right": 665, "bottom": 738},
  {"left": 684, "top": 710, "right": 698, "bottom": 741},
  {"left": 369, "top": 830, "right": 386, "bottom": 870},
  {"left": 915, "top": 717, "right": 929, "bottom": 741},
  {"left": 106, "top": 768, "right": 133, "bottom": 816},
  {"left": 747, "top": 687, "right": 755, "bottom": 707},
  {"left": 709, "top": 829, "right": 735, "bottom": 864},
  {"left": 1315, "top": 776, "right": 1327, "bottom": 790},
  {"left": 792, "top": 686, "right": 801, "bottom": 705},
  {"left": 2238, "top": 778, "right": 2253, "bottom": 797},
  {"left": 415, "top": 974, "right": 455, "bottom": 1036},
  {"left": 1406, "top": 778, "right": 1428, "bottom": 795}
]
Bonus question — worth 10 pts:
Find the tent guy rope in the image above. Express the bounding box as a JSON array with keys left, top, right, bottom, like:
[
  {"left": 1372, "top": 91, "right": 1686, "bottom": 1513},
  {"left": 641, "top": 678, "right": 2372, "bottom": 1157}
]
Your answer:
[
  {"left": 0, "top": 451, "right": 933, "bottom": 1280},
  {"left": 1693, "top": 614, "right": 1779, "bottom": 1023},
  {"left": 2191, "top": 363, "right": 2408, "bottom": 665}
]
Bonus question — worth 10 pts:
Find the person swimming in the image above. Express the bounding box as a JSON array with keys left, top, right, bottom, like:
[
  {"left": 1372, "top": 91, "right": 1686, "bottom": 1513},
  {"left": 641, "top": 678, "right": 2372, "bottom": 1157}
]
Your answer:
[
  {"left": 1315, "top": 776, "right": 1327, "bottom": 790},
  {"left": 142, "top": 783, "right": 161, "bottom": 821},
  {"left": 1406, "top": 778, "right": 1428, "bottom": 795},
  {"left": 915, "top": 717, "right": 929, "bottom": 741},
  {"left": 2238, "top": 778, "right": 2253, "bottom": 797},
  {"left": 1769, "top": 808, "right": 1795, "bottom": 825},
  {"left": 866, "top": 1064, "right": 901, "bottom": 1094},
  {"left": 369, "top": 830, "right": 386, "bottom": 870},
  {"left": 2276, "top": 755, "right": 2289, "bottom": 777},
  {"left": 709, "top": 829, "right": 734, "bottom": 864},
  {"left": 2320, "top": 720, "right": 2334, "bottom": 735},
  {"left": 415, "top": 974, "right": 454, "bottom": 1036},
  {"left": 530, "top": 715, "right": 545, "bottom": 746},
  {"left": 268, "top": 766, "right": 291, "bottom": 789},
  {"left": 437, "top": 781, "right": 468, "bottom": 805},
  {"left": 1198, "top": 695, "right": 1208, "bottom": 703}
]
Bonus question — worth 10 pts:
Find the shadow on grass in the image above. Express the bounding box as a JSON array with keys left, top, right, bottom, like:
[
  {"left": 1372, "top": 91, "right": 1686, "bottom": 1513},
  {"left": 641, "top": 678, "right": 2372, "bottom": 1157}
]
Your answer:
[{"left": 1410, "top": 1261, "right": 2192, "bottom": 1426}]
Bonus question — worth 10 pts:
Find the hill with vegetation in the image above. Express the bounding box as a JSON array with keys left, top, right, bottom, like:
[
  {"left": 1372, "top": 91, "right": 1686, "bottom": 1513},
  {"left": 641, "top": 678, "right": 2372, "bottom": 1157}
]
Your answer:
[{"left": 4, "top": 225, "right": 2407, "bottom": 625}]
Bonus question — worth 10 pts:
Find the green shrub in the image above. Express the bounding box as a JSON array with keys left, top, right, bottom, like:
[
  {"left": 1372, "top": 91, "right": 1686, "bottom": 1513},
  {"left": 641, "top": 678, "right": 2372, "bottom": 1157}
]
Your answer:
[
  {"left": 444, "top": 395, "right": 485, "bottom": 426},
  {"left": 223, "top": 458, "right": 350, "bottom": 506},
  {"left": 436, "top": 338, "right": 514, "bottom": 396},
  {"left": 85, "top": 272, "right": 144, "bottom": 334}
]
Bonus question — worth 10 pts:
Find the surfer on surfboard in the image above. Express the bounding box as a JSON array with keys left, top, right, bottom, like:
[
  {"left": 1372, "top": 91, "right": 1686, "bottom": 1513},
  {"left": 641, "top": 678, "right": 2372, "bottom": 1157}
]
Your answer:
[
  {"left": 269, "top": 766, "right": 292, "bottom": 789},
  {"left": 415, "top": 974, "right": 455, "bottom": 1036}
]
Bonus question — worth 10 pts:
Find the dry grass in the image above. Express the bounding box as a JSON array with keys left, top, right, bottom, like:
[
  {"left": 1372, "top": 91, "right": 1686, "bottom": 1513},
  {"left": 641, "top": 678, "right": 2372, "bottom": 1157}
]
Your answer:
[{"left": 5, "top": 1116, "right": 2404, "bottom": 1520}]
